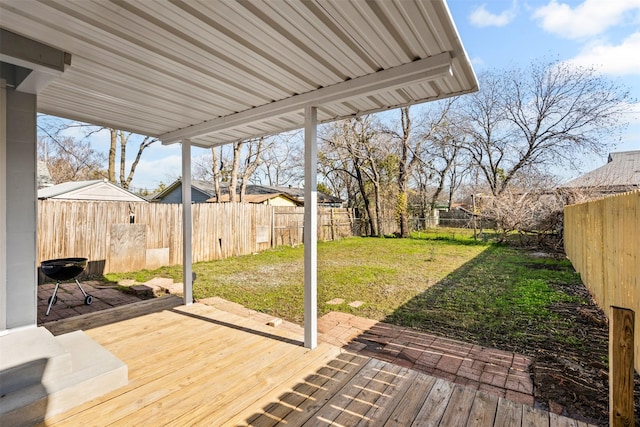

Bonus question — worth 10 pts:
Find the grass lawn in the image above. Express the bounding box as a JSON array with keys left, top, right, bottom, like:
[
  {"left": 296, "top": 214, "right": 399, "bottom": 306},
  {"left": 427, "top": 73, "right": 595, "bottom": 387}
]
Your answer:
[
  {"left": 109, "top": 229, "right": 491, "bottom": 324},
  {"left": 107, "top": 229, "right": 589, "bottom": 354},
  {"left": 108, "top": 229, "right": 619, "bottom": 423}
]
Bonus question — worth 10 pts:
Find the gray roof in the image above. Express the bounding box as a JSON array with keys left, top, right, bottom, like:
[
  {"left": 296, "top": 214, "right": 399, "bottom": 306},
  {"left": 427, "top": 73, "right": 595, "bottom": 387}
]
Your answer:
[
  {"left": 246, "top": 185, "right": 343, "bottom": 205},
  {"left": 148, "top": 179, "right": 218, "bottom": 200},
  {"left": 38, "top": 179, "right": 147, "bottom": 202},
  {"left": 37, "top": 180, "right": 104, "bottom": 199},
  {"left": 561, "top": 151, "right": 640, "bottom": 191},
  {"left": 153, "top": 179, "right": 342, "bottom": 205}
]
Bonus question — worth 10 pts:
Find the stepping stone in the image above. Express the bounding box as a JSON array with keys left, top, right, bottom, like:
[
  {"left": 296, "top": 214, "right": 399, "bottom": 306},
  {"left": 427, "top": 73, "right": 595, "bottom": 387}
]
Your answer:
[
  {"left": 326, "top": 298, "right": 345, "bottom": 305},
  {"left": 160, "top": 282, "right": 184, "bottom": 295},
  {"left": 348, "top": 301, "right": 364, "bottom": 308},
  {"left": 129, "top": 285, "right": 154, "bottom": 298},
  {"left": 144, "top": 277, "right": 174, "bottom": 293}
]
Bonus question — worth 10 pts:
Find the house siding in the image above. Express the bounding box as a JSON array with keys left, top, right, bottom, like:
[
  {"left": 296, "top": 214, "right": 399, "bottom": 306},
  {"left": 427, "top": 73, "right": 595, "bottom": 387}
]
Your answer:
[{"left": 161, "top": 186, "right": 210, "bottom": 203}]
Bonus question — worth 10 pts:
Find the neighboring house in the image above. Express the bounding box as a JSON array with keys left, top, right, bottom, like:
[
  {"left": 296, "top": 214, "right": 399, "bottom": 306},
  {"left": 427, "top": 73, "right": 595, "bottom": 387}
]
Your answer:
[
  {"left": 560, "top": 150, "right": 640, "bottom": 196},
  {"left": 209, "top": 192, "right": 302, "bottom": 207},
  {"left": 38, "top": 179, "right": 147, "bottom": 202},
  {"left": 148, "top": 179, "right": 217, "bottom": 203},
  {"left": 151, "top": 179, "right": 343, "bottom": 207},
  {"left": 247, "top": 184, "right": 344, "bottom": 208}
]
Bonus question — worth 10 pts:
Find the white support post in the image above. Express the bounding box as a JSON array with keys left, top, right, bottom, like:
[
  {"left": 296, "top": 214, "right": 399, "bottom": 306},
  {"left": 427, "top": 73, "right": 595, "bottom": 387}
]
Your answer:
[
  {"left": 304, "top": 106, "right": 318, "bottom": 349},
  {"left": 181, "top": 139, "right": 193, "bottom": 306},
  {"left": 0, "top": 80, "right": 6, "bottom": 332}
]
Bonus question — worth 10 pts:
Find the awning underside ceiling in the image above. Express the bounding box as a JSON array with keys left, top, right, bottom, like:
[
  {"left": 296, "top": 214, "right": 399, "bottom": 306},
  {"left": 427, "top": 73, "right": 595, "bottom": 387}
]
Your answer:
[{"left": 0, "top": 0, "right": 477, "bottom": 147}]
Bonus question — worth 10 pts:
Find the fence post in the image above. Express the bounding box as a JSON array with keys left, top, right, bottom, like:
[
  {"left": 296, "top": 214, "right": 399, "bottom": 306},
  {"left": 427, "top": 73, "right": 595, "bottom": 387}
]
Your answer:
[
  {"left": 330, "top": 208, "right": 335, "bottom": 241},
  {"left": 271, "top": 206, "right": 275, "bottom": 249},
  {"left": 610, "top": 306, "right": 635, "bottom": 427}
]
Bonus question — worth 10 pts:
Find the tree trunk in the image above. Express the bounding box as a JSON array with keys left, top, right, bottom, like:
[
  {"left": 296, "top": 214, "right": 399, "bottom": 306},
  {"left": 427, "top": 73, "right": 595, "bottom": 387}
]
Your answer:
[
  {"left": 238, "top": 138, "right": 264, "bottom": 202},
  {"left": 373, "top": 182, "right": 384, "bottom": 237},
  {"left": 229, "top": 141, "right": 242, "bottom": 202},
  {"left": 354, "top": 165, "right": 376, "bottom": 236},
  {"left": 108, "top": 128, "right": 117, "bottom": 182},
  {"left": 119, "top": 130, "right": 127, "bottom": 187},
  {"left": 397, "top": 107, "right": 411, "bottom": 237},
  {"left": 212, "top": 147, "right": 221, "bottom": 202},
  {"left": 124, "top": 136, "right": 156, "bottom": 190}
]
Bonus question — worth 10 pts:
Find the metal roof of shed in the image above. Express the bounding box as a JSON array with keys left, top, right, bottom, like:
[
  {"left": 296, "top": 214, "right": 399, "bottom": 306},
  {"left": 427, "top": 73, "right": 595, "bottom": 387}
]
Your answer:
[
  {"left": 0, "top": 0, "right": 477, "bottom": 147},
  {"left": 561, "top": 150, "right": 640, "bottom": 190}
]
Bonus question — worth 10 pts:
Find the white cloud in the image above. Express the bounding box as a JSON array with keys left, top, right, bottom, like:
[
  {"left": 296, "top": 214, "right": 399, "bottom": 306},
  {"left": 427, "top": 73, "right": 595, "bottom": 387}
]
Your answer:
[
  {"left": 469, "top": 2, "right": 518, "bottom": 27},
  {"left": 567, "top": 32, "right": 640, "bottom": 75},
  {"left": 533, "top": 0, "right": 640, "bottom": 39},
  {"left": 470, "top": 56, "right": 486, "bottom": 68}
]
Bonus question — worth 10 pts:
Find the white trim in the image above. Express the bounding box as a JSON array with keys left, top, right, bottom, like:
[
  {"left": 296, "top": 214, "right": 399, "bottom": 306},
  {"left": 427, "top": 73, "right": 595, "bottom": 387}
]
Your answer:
[
  {"left": 0, "top": 79, "right": 6, "bottom": 332},
  {"left": 181, "top": 140, "right": 193, "bottom": 306},
  {"left": 303, "top": 106, "right": 318, "bottom": 350},
  {"left": 161, "top": 53, "right": 452, "bottom": 144}
]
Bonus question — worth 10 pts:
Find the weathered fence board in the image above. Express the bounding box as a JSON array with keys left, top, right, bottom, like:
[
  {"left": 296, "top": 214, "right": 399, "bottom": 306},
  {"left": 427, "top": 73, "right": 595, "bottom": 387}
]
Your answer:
[
  {"left": 609, "top": 307, "right": 635, "bottom": 427},
  {"left": 37, "top": 201, "right": 357, "bottom": 277},
  {"left": 564, "top": 190, "right": 640, "bottom": 371},
  {"left": 109, "top": 224, "right": 146, "bottom": 273}
]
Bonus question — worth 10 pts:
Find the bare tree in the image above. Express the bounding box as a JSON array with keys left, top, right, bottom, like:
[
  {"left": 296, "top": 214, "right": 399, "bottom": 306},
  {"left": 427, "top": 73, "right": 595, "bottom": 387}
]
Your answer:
[
  {"left": 37, "top": 115, "right": 157, "bottom": 189},
  {"left": 388, "top": 107, "right": 417, "bottom": 237},
  {"left": 446, "top": 153, "right": 472, "bottom": 210},
  {"left": 211, "top": 146, "right": 222, "bottom": 202},
  {"left": 460, "top": 59, "right": 632, "bottom": 196},
  {"left": 37, "top": 134, "right": 106, "bottom": 183},
  {"left": 193, "top": 138, "right": 266, "bottom": 202},
  {"left": 255, "top": 133, "right": 303, "bottom": 187},
  {"left": 229, "top": 142, "right": 242, "bottom": 202},
  {"left": 320, "top": 117, "right": 391, "bottom": 236},
  {"left": 387, "top": 101, "right": 460, "bottom": 236},
  {"left": 478, "top": 168, "right": 565, "bottom": 247},
  {"left": 110, "top": 129, "right": 156, "bottom": 189},
  {"left": 318, "top": 138, "right": 361, "bottom": 209},
  {"left": 239, "top": 138, "right": 266, "bottom": 201}
]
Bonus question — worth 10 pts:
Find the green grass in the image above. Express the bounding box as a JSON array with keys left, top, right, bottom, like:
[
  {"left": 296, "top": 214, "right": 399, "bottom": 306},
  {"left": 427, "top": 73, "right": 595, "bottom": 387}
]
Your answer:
[
  {"left": 385, "top": 243, "right": 587, "bottom": 353},
  {"left": 107, "top": 228, "right": 589, "bottom": 354},
  {"left": 107, "top": 229, "right": 491, "bottom": 323}
]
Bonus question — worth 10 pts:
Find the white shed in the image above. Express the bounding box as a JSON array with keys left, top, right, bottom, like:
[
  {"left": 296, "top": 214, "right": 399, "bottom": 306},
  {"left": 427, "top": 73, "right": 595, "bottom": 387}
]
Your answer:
[{"left": 38, "top": 179, "right": 147, "bottom": 202}]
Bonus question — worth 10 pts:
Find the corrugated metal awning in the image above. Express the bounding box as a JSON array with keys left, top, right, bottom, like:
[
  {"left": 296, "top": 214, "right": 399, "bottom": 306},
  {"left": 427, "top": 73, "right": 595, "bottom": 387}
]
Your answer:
[{"left": 0, "top": 0, "right": 477, "bottom": 147}]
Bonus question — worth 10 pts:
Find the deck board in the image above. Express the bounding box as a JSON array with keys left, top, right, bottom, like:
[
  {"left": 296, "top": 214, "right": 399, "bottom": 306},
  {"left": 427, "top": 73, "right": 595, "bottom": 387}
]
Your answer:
[
  {"left": 39, "top": 303, "right": 599, "bottom": 427},
  {"left": 522, "top": 405, "right": 550, "bottom": 427},
  {"left": 412, "top": 378, "right": 456, "bottom": 426},
  {"left": 382, "top": 373, "right": 437, "bottom": 426},
  {"left": 355, "top": 367, "right": 419, "bottom": 427},
  {"left": 495, "top": 397, "right": 524, "bottom": 426},
  {"left": 438, "top": 386, "right": 477, "bottom": 426}
]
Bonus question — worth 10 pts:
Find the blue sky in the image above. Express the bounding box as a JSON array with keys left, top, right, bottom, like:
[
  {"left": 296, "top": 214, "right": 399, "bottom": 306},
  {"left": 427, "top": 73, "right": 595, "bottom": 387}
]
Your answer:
[
  {"left": 447, "top": 0, "right": 640, "bottom": 164},
  {"left": 57, "top": 0, "right": 640, "bottom": 191}
]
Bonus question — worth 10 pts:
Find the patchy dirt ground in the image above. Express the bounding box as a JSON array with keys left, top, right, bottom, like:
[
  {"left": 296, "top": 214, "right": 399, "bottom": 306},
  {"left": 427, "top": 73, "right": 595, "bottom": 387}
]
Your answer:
[
  {"left": 530, "top": 282, "right": 640, "bottom": 425},
  {"left": 410, "top": 274, "right": 639, "bottom": 426}
]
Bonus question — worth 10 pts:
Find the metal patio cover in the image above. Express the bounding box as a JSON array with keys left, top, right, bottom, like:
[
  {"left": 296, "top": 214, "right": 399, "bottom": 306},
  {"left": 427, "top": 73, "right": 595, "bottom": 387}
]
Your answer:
[{"left": 0, "top": 0, "right": 477, "bottom": 147}]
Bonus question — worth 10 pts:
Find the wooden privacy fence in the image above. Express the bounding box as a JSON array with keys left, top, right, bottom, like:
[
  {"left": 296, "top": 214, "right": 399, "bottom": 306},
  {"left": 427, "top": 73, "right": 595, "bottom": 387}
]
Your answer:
[
  {"left": 564, "top": 189, "right": 640, "bottom": 371},
  {"left": 38, "top": 200, "right": 358, "bottom": 276}
]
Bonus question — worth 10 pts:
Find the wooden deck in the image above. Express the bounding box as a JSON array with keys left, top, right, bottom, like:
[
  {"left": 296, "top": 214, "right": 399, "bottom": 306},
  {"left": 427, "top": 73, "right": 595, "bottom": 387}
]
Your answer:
[{"left": 40, "top": 301, "right": 597, "bottom": 426}]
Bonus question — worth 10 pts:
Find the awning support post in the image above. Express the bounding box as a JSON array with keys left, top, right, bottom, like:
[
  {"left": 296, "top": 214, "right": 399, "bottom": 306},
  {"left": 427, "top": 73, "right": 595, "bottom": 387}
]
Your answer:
[
  {"left": 181, "top": 139, "right": 193, "bottom": 305},
  {"left": 303, "top": 106, "right": 318, "bottom": 349}
]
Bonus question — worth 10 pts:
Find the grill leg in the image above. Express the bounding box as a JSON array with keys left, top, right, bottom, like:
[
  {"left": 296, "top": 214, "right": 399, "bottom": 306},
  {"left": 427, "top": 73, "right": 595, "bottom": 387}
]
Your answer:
[
  {"left": 46, "top": 281, "right": 61, "bottom": 316},
  {"left": 75, "top": 279, "right": 94, "bottom": 305},
  {"left": 75, "top": 279, "right": 89, "bottom": 298}
]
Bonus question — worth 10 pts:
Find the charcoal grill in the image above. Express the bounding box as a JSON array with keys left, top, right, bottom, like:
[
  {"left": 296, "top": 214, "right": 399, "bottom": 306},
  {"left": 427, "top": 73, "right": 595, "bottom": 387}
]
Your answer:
[{"left": 41, "top": 257, "right": 93, "bottom": 316}]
